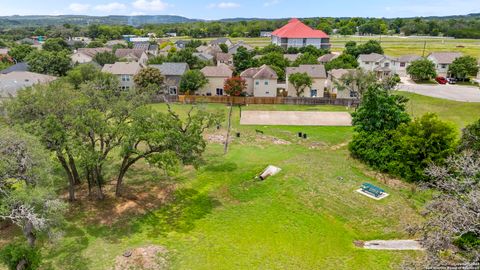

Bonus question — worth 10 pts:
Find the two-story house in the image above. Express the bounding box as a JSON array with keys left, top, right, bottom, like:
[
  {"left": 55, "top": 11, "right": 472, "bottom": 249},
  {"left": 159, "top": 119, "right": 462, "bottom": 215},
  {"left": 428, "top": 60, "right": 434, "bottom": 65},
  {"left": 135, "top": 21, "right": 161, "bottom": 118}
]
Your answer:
[
  {"left": 102, "top": 62, "right": 141, "bottom": 90},
  {"left": 271, "top": 18, "right": 330, "bottom": 50},
  {"left": 198, "top": 64, "right": 233, "bottom": 96},
  {"left": 240, "top": 65, "right": 278, "bottom": 97},
  {"left": 286, "top": 65, "right": 327, "bottom": 97},
  {"left": 427, "top": 52, "right": 463, "bottom": 77},
  {"left": 150, "top": 62, "right": 189, "bottom": 95},
  {"left": 114, "top": 49, "right": 149, "bottom": 67}
]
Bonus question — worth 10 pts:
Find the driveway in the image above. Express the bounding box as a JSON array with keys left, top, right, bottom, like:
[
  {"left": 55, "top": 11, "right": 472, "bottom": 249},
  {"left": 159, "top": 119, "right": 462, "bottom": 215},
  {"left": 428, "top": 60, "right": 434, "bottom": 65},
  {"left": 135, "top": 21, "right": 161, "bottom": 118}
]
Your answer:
[
  {"left": 398, "top": 83, "right": 480, "bottom": 102},
  {"left": 240, "top": 111, "right": 352, "bottom": 126}
]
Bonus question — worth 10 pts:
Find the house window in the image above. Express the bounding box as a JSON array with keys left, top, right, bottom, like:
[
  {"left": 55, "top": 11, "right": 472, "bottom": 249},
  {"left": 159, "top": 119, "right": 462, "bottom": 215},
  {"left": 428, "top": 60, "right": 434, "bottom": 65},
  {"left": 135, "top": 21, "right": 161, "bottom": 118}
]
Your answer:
[
  {"left": 310, "top": 89, "right": 318, "bottom": 97},
  {"left": 441, "top": 64, "right": 447, "bottom": 69},
  {"left": 169, "top": 86, "right": 177, "bottom": 95},
  {"left": 255, "top": 81, "right": 259, "bottom": 85},
  {"left": 121, "top": 75, "right": 130, "bottom": 82},
  {"left": 350, "top": 91, "right": 357, "bottom": 98},
  {"left": 365, "top": 61, "right": 370, "bottom": 65},
  {"left": 264, "top": 81, "right": 268, "bottom": 85},
  {"left": 216, "top": 88, "right": 223, "bottom": 96},
  {"left": 400, "top": 62, "right": 406, "bottom": 67},
  {"left": 375, "top": 62, "right": 379, "bottom": 65},
  {"left": 384, "top": 62, "right": 390, "bottom": 67}
]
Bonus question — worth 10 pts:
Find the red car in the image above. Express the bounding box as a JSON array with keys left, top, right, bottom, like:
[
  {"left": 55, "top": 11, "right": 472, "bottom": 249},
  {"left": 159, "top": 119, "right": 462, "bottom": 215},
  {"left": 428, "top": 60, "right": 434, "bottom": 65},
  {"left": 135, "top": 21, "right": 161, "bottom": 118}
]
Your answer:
[{"left": 435, "top": 76, "right": 448, "bottom": 84}]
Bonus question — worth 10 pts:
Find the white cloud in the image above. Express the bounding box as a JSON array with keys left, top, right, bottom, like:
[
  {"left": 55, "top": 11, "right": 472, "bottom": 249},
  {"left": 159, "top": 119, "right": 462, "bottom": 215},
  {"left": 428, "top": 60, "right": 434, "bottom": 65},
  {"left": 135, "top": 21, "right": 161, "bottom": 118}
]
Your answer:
[
  {"left": 93, "top": 2, "right": 127, "bottom": 12},
  {"left": 132, "top": 0, "right": 171, "bottom": 11},
  {"left": 68, "top": 3, "right": 90, "bottom": 13},
  {"left": 263, "top": 0, "right": 279, "bottom": 7},
  {"left": 208, "top": 2, "right": 240, "bottom": 9}
]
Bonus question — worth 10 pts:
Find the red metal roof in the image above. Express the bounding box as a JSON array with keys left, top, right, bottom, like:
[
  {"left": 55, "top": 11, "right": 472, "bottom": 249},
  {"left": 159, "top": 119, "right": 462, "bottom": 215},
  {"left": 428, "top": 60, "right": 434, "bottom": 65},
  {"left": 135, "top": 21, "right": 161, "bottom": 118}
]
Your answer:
[{"left": 272, "top": 18, "right": 329, "bottom": 39}]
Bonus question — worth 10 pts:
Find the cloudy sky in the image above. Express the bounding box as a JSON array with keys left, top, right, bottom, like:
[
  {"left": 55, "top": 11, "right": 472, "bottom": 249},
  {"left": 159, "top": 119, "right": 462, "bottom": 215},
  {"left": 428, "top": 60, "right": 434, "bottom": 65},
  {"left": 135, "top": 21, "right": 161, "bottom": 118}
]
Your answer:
[{"left": 0, "top": 0, "right": 479, "bottom": 19}]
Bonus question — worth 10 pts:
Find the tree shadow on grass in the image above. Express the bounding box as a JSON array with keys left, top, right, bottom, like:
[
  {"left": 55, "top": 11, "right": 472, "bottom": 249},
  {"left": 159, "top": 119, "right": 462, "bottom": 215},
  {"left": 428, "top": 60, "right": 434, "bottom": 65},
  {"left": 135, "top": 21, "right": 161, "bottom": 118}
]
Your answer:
[
  {"left": 203, "top": 161, "right": 238, "bottom": 172},
  {"left": 84, "top": 188, "right": 221, "bottom": 241},
  {"left": 43, "top": 224, "right": 92, "bottom": 270},
  {"left": 130, "top": 188, "right": 221, "bottom": 238}
]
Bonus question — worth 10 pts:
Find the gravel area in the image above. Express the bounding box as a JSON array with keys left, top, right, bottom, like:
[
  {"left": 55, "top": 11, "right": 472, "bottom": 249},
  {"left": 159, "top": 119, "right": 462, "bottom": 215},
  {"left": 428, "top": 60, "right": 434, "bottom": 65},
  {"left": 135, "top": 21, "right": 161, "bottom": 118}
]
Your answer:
[{"left": 240, "top": 111, "right": 352, "bottom": 126}]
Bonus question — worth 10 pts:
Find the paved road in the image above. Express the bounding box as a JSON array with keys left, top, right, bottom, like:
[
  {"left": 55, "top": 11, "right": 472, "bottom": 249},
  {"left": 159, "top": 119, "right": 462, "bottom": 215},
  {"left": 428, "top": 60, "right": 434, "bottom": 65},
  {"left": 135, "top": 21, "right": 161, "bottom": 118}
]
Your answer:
[
  {"left": 398, "top": 83, "right": 480, "bottom": 102},
  {"left": 240, "top": 111, "right": 352, "bottom": 126}
]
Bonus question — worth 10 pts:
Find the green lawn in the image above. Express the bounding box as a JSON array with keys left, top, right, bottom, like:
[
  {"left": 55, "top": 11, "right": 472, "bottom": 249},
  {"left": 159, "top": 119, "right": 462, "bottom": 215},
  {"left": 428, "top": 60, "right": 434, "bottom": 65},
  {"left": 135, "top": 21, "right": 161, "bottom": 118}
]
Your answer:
[
  {"left": 170, "top": 35, "right": 480, "bottom": 58},
  {"left": 5, "top": 94, "right": 479, "bottom": 270},
  {"left": 398, "top": 92, "right": 480, "bottom": 129}
]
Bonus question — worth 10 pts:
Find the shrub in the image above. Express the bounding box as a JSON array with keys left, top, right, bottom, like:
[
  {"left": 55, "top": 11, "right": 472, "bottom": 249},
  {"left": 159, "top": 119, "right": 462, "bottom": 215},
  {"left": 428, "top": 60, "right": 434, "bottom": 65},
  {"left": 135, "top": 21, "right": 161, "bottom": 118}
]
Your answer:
[{"left": 0, "top": 242, "right": 41, "bottom": 270}]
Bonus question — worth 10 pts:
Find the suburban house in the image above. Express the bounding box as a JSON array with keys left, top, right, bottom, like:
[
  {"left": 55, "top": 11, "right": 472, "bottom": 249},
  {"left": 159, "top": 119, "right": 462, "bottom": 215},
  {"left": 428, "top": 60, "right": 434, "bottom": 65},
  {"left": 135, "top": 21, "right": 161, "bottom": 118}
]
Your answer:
[
  {"left": 133, "top": 42, "right": 159, "bottom": 56},
  {"left": 427, "top": 52, "right": 463, "bottom": 77},
  {"left": 150, "top": 62, "right": 189, "bottom": 95},
  {"left": 240, "top": 65, "right": 278, "bottom": 97},
  {"left": 357, "top": 53, "right": 396, "bottom": 79},
  {"left": 115, "top": 49, "right": 148, "bottom": 66},
  {"left": 196, "top": 45, "right": 222, "bottom": 57},
  {"left": 0, "top": 71, "right": 57, "bottom": 101},
  {"left": 71, "top": 47, "right": 112, "bottom": 64},
  {"left": 198, "top": 64, "right": 233, "bottom": 96},
  {"left": 101, "top": 62, "right": 141, "bottom": 90},
  {"left": 228, "top": 42, "right": 254, "bottom": 54},
  {"left": 175, "top": 40, "right": 190, "bottom": 50},
  {"left": 358, "top": 53, "right": 422, "bottom": 77},
  {"left": 216, "top": 53, "right": 234, "bottom": 67},
  {"left": 318, "top": 53, "right": 340, "bottom": 64},
  {"left": 286, "top": 64, "right": 327, "bottom": 97},
  {"left": 105, "top": 40, "right": 128, "bottom": 48},
  {"left": 210, "top": 38, "right": 233, "bottom": 47},
  {"left": 327, "top": 69, "right": 357, "bottom": 99},
  {"left": 260, "top": 31, "right": 273, "bottom": 37},
  {"left": 193, "top": 52, "right": 214, "bottom": 62},
  {"left": 271, "top": 18, "right": 330, "bottom": 50},
  {"left": 283, "top": 54, "right": 301, "bottom": 62}
]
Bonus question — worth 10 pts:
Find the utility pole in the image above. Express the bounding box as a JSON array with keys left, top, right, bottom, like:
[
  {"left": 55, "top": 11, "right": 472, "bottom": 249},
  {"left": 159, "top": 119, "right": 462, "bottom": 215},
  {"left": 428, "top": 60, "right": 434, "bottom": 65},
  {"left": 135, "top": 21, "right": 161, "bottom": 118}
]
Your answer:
[{"left": 422, "top": 41, "right": 427, "bottom": 57}]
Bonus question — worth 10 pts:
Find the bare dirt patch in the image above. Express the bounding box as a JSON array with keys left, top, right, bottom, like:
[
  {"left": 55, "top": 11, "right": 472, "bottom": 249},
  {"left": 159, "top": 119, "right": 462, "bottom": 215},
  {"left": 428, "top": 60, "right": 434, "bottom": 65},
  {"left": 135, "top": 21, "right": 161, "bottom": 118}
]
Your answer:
[{"left": 114, "top": 245, "right": 168, "bottom": 270}]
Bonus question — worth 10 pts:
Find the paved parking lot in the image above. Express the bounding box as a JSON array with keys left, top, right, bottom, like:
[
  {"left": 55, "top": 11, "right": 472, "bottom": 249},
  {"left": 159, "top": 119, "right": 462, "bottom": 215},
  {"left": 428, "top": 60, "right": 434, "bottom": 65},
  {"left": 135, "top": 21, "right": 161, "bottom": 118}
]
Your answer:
[
  {"left": 240, "top": 111, "right": 352, "bottom": 126},
  {"left": 398, "top": 83, "right": 480, "bottom": 102}
]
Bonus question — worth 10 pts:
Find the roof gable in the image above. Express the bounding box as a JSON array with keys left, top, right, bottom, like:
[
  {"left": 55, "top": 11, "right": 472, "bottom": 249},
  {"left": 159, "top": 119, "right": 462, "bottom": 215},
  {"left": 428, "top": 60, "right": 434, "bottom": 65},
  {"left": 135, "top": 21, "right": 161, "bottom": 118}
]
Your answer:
[{"left": 272, "top": 18, "right": 329, "bottom": 39}]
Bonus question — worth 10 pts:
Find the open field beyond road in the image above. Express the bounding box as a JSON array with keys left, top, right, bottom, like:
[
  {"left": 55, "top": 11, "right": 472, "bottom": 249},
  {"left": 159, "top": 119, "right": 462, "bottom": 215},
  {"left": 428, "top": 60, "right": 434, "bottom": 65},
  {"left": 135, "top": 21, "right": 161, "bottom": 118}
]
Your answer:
[
  {"left": 240, "top": 111, "right": 352, "bottom": 126},
  {"left": 170, "top": 36, "right": 480, "bottom": 58}
]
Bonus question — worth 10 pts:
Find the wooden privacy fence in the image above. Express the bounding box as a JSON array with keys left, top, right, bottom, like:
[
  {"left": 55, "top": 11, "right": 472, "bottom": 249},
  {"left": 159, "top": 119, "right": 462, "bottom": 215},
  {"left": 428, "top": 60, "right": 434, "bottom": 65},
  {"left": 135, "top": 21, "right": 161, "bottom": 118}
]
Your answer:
[{"left": 176, "top": 95, "right": 359, "bottom": 107}]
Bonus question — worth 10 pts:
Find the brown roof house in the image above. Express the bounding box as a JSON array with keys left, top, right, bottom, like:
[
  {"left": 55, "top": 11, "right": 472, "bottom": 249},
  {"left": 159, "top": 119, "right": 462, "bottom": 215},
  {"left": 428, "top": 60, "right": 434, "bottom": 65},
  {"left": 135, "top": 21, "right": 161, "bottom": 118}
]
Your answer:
[
  {"left": 427, "top": 52, "right": 462, "bottom": 76},
  {"left": 216, "top": 53, "right": 233, "bottom": 67},
  {"left": 115, "top": 49, "right": 149, "bottom": 67},
  {"left": 240, "top": 65, "right": 278, "bottom": 97},
  {"left": 102, "top": 62, "right": 141, "bottom": 90},
  {"left": 71, "top": 47, "right": 112, "bottom": 64},
  {"left": 318, "top": 53, "right": 340, "bottom": 64},
  {"left": 198, "top": 64, "right": 233, "bottom": 96},
  {"left": 286, "top": 64, "right": 327, "bottom": 97}
]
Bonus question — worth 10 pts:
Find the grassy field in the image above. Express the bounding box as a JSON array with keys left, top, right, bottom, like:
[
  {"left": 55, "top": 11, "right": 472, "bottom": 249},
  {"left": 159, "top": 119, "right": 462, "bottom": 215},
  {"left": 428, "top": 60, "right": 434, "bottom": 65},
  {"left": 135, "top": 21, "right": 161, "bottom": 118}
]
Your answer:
[
  {"left": 170, "top": 35, "right": 480, "bottom": 58},
  {"left": 3, "top": 94, "right": 479, "bottom": 270}
]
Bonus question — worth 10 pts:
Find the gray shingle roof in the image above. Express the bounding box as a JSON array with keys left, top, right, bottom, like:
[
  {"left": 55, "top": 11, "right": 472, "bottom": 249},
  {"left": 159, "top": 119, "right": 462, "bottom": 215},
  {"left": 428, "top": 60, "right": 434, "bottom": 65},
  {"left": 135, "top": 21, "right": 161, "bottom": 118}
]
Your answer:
[
  {"left": 115, "top": 49, "right": 145, "bottom": 60},
  {"left": 150, "top": 62, "right": 189, "bottom": 76},
  {"left": 193, "top": 53, "right": 214, "bottom": 61},
  {"left": 200, "top": 64, "right": 232, "bottom": 77},
  {"left": 284, "top": 53, "right": 302, "bottom": 62},
  {"left": 77, "top": 47, "right": 111, "bottom": 58},
  {"left": 318, "top": 53, "right": 339, "bottom": 63},
  {"left": 210, "top": 38, "right": 231, "bottom": 45},
  {"left": 328, "top": 69, "right": 356, "bottom": 79},
  {"left": 395, "top": 54, "right": 421, "bottom": 63},
  {"left": 0, "top": 71, "right": 57, "bottom": 98},
  {"left": 102, "top": 62, "right": 141, "bottom": 75},
  {"left": 428, "top": 52, "right": 463, "bottom": 64},
  {"left": 240, "top": 64, "right": 278, "bottom": 80},
  {"left": 357, "top": 53, "right": 385, "bottom": 62},
  {"left": 286, "top": 64, "right": 327, "bottom": 78}
]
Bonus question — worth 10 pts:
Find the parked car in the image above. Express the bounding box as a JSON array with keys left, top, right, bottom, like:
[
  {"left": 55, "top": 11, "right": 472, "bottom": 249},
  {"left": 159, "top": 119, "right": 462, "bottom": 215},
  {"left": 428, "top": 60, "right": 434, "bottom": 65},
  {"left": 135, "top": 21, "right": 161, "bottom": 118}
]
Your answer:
[
  {"left": 447, "top": 77, "right": 457, "bottom": 84},
  {"left": 435, "top": 76, "right": 448, "bottom": 84}
]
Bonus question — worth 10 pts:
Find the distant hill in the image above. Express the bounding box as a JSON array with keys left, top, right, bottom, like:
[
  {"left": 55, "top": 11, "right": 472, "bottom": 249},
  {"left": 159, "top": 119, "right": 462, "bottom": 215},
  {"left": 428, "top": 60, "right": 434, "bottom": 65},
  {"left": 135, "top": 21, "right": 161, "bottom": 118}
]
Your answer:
[
  {"left": 0, "top": 15, "right": 199, "bottom": 28},
  {"left": 1, "top": 13, "right": 480, "bottom": 29}
]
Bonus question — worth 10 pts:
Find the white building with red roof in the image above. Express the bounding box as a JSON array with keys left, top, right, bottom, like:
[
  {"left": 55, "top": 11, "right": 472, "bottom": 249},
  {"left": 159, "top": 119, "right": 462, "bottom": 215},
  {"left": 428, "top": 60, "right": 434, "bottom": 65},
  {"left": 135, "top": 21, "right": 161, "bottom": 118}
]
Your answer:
[{"left": 271, "top": 18, "right": 330, "bottom": 50}]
